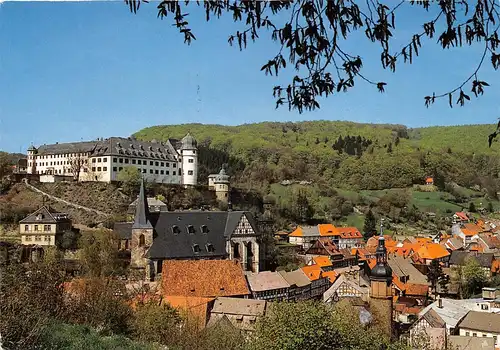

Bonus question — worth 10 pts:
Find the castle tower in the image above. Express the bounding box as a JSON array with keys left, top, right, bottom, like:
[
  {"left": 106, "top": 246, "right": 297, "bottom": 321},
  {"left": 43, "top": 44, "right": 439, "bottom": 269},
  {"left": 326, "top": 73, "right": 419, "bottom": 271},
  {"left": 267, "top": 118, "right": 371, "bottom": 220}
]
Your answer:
[
  {"left": 180, "top": 133, "right": 198, "bottom": 187},
  {"left": 130, "top": 178, "right": 155, "bottom": 281},
  {"left": 27, "top": 145, "right": 37, "bottom": 174},
  {"left": 214, "top": 165, "right": 230, "bottom": 203},
  {"left": 369, "top": 221, "right": 394, "bottom": 339}
]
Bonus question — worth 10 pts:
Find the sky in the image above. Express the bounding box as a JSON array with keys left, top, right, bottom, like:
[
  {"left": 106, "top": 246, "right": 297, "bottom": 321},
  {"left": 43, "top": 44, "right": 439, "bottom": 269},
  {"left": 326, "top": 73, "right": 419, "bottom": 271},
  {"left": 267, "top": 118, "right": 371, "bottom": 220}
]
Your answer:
[{"left": 0, "top": 1, "right": 499, "bottom": 153}]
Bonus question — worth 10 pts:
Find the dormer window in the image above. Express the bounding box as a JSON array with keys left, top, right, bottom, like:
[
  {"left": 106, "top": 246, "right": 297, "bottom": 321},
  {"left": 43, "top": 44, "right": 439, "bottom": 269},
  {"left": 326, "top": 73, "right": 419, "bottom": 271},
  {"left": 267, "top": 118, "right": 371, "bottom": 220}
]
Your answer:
[
  {"left": 192, "top": 244, "right": 201, "bottom": 253},
  {"left": 148, "top": 146, "right": 153, "bottom": 151},
  {"left": 117, "top": 142, "right": 121, "bottom": 148},
  {"left": 130, "top": 144, "right": 134, "bottom": 149},
  {"left": 201, "top": 225, "right": 209, "bottom": 234},
  {"left": 171, "top": 225, "right": 180, "bottom": 234},
  {"left": 36, "top": 213, "right": 44, "bottom": 221},
  {"left": 140, "top": 145, "right": 144, "bottom": 150},
  {"left": 187, "top": 225, "right": 195, "bottom": 234},
  {"left": 206, "top": 243, "right": 215, "bottom": 253}
]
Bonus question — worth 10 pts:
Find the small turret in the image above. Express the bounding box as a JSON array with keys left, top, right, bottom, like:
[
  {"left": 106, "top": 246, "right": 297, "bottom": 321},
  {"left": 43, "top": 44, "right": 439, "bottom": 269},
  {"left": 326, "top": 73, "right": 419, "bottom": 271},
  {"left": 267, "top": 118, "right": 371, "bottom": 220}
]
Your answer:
[{"left": 214, "top": 165, "right": 230, "bottom": 203}]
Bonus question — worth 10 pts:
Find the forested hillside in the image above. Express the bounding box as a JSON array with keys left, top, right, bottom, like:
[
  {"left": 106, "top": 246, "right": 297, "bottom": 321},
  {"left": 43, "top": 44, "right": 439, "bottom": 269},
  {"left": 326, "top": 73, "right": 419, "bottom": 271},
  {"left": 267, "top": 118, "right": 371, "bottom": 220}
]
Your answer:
[{"left": 135, "top": 121, "right": 500, "bottom": 193}]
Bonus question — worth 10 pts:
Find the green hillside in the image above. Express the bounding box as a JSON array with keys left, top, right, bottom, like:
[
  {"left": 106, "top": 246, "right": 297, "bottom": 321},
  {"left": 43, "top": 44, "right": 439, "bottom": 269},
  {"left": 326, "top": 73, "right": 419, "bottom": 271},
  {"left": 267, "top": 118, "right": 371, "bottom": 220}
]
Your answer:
[{"left": 135, "top": 121, "right": 499, "bottom": 193}]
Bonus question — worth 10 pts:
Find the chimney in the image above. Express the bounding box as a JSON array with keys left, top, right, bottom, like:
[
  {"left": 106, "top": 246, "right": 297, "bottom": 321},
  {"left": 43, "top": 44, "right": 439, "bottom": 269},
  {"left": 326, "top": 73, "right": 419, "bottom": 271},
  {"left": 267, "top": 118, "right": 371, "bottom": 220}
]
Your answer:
[{"left": 437, "top": 297, "right": 443, "bottom": 308}]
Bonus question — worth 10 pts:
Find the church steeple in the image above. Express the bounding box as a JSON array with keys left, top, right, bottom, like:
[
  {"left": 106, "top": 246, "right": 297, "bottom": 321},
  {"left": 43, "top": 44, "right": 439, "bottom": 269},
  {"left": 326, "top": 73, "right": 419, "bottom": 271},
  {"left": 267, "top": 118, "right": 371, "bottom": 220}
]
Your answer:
[
  {"left": 132, "top": 178, "right": 152, "bottom": 229},
  {"left": 370, "top": 220, "right": 392, "bottom": 282}
]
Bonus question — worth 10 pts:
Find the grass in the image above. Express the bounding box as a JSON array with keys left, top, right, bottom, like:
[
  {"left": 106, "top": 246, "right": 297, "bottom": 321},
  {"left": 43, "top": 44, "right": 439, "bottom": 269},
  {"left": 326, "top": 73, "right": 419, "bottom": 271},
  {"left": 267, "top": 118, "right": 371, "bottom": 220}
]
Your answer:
[
  {"left": 410, "top": 191, "right": 462, "bottom": 214},
  {"left": 336, "top": 213, "right": 365, "bottom": 231}
]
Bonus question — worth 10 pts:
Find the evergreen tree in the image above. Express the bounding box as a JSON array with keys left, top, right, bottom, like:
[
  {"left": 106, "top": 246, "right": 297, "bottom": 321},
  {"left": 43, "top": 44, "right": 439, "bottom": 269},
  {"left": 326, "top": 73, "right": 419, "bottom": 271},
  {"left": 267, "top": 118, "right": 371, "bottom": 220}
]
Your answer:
[
  {"left": 488, "top": 201, "right": 494, "bottom": 213},
  {"left": 387, "top": 142, "right": 393, "bottom": 153},
  {"left": 469, "top": 202, "right": 477, "bottom": 213},
  {"left": 363, "top": 209, "right": 377, "bottom": 240},
  {"left": 427, "top": 260, "right": 448, "bottom": 298},
  {"left": 433, "top": 168, "right": 446, "bottom": 191}
]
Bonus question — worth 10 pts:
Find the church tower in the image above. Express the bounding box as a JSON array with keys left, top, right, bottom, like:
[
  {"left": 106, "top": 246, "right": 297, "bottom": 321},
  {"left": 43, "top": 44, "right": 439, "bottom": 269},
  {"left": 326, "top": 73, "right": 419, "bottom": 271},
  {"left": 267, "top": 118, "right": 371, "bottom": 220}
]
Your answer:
[
  {"left": 27, "top": 144, "right": 37, "bottom": 174},
  {"left": 369, "top": 221, "right": 394, "bottom": 339},
  {"left": 130, "top": 178, "right": 155, "bottom": 281}
]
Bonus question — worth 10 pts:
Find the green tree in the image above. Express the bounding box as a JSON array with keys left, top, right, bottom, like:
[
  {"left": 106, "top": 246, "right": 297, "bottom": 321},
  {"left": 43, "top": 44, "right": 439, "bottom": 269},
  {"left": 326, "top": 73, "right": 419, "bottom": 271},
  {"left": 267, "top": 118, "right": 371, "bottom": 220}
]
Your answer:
[
  {"left": 462, "top": 257, "right": 488, "bottom": 297},
  {"left": 131, "top": 300, "right": 182, "bottom": 345},
  {"left": 292, "top": 189, "right": 314, "bottom": 223},
  {"left": 363, "top": 209, "right": 377, "bottom": 240},
  {"left": 117, "top": 166, "right": 141, "bottom": 197},
  {"left": 126, "top": 1, "right": 497, "bottom": 112},
  {"left": 488, "top": 201, "right": 494, "bottom": 213},
  {"left": 427, "top": 260, "right": 449, "bottom": 298},
  {"left": 469, "top": 202, "right": 477, "bottom": 213},
  {"left": 78, "top": 230, "right": 124, "bottom": 278}
]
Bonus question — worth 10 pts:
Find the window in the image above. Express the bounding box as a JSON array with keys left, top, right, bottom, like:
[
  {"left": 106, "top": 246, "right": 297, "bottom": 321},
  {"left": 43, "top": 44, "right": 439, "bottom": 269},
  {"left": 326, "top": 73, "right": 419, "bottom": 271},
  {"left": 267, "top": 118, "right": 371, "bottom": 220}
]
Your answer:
[
  {"left": 188, "top": 170, "right": 194, "bottom": 175},
  {"left": 473, "top": 333, "right": 477, "bottom": 337},
  {"left": 155, "top": 161, "right": 159, "bottom": 166},
  {"left": 44, "top": 225, "right": 51, "bottom": 232},
  {"left": 166, "top": 163, "right": 170, "bottom": 167},
  {"left": 97, "top": 167, "right": 101, "bottom": 171},
  {"left": 137, "top": 168, "right": 141, "bottom": 173},
  {"left": 103, "top": 158, "right": 107, "bottom": 162},
  {"left": 103, "top": 167, "right": 107, "bottom": 171},
  {"left": 206, "top": 243, "right": 215, "bottom": 253},
  {"left": 150, "top": 169, "right": 153, "bottom": 174},
  {"left": 132, "top": 159, "right": 136, "bottom": 164},
  {"left": 155, "top": 170, "right": 159, "bottom": 175},
  {"left": 113, "top": 167, "right": 117, "bottom": 172},
  {"left": 187, "top": 225, "right": 195, "bottom": 234},
  {"left": 34, "top": 225, "right": 39, "bottom": 232},
  {"left": 92, "top": 159, "right": 96, "bottom": 163},
  {"left": 119, "top": 158, "right": 123, "bottom": 163},
  {"left": 171, "top": 225, "right": 181, "bottom": 234},
  {"left": 139, "top": 234, "right": 145, "bottom": 247},
  {"left": 137, "top": 160, "right": 142, "bottom": 165},
  {"left": 92, "top": 167, "right": 96, "bottom": 172},
  {"left": 125, "top": 159, "right": 129, "bottom": 164},
  {"left": 192, "top": 244, "right": 201, "bottom": 253},
  {"left": 201, "top": 225, "right": 209, "bottom": 234},
  {"left": 24, "top": 225, "right": 29, "bottom": 231},
  {"left": 35, "top": 235, "right": 41, "bottom": 241},
  {"left": 150, "top": 161, "right": 153, "bottom": 166},
  {"left": 481, "top": 304, "right": 489, "bottom": 310},
  {"left": 44, "top": 235, "right": 50, "bottom": 241},
  {"left": 119, "top": 167, "right": 123, "bottom": 171},
  {"left": 161, "top": 162, "right": 164, "bottom": 167},
  {"left": 166, "top": 171, "right": 170, "bottom": 175},
  {"left": 188, "top": 158, "right": 194, "bottom": 163},
  {"left": 25, "top": 235, "right": 32, "bottom": 241},
  {"left": 98, "top": 158, "right": 102, "bottom": 162},
  {"left": 160, "top": 170, "right": 164, "bottom": 175},
  {"left": 173, "top": 163, "right": 177, "bottom": 168},
  {"left": 173, "top": 171, "right": 176, "bottom": 176},
  {"left": 142, "top": 169, "right": 146, "bottom": 173}
]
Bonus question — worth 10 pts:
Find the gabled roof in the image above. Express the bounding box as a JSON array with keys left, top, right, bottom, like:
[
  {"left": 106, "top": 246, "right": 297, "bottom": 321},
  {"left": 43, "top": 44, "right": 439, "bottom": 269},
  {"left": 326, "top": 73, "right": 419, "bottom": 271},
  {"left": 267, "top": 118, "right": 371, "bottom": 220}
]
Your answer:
[
  {"left": 246, "top": 271, "right": 290, "bottom": 292},
  {"left": 418, "top": 299, "right": 477, "bottom": 328},
  {"left": 421, "top": 308, "right": 446, "bottom": 328},
  {"left": 387, "top": 255, "right": 429, "bottom": 285},
  {"left": 334, "top": 226, "right": 362, "bottom": 239},
  {"left": 449, "top": 251, "right": 494, "bottom": 268},
  {"left": 454, "top": 212, "right": 469, "bottom": 221},
  {"left": 19, "top": 206, "right": 70, "bottom": 224},
  {"left": 312, "top": 256, "right": 332, "bottom": 268},
  {"left": 323, "top": 274, "right": 368, "bottom": 302},
  {"left": 211, "top": 297, "right": 267, "bottom": 316},
  {"left": 289, "top": 225, "right": 318, "bottom": 237},
  {"left": 301, "top": 264, "right": 324, "bottom": 281},
  {"left": 305, "top": 238, "right": 341, "bottom": 256},
  {"left": 457, "top": 310, "right": 500, "bottom": 333},
  {"left": 164, "top": 295, "right": 214, "bottom": 329},
  {"left": 162, "top": 260, "right": 249, "bottom": 297},
  {"left": 133, "top": 178, "right": 153, "bottom": 229},
  {"left": 415, "top": 243, "right": 450, "bottom": 260},
  {"left": 278, "top": 269, "right": 311, "bottom": 287}
]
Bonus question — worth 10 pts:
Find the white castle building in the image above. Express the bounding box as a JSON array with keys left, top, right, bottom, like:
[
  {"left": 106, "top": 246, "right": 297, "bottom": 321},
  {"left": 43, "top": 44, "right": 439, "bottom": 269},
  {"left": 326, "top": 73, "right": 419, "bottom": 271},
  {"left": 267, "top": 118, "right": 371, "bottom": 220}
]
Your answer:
[{"left": 26, "top": 133, "right": 198, "bottom": 186}]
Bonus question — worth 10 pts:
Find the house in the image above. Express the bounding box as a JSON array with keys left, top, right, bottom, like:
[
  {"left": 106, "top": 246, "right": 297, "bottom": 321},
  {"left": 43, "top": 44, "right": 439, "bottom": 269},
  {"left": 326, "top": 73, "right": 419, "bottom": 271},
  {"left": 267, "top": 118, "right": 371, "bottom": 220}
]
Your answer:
[
  {"left": 453, "top": 212, "right": 470, "bottom": 224},
  {"left": 278, "top": 269, "right": 312, "bottom": 301},
  {"left": 409, "top": 308, "right": 446, "bottom": 349},
  {"left": 425, "top": 176, "right": 434, "bottom": 186},
  {"left": 456, "top": 311, "right": 500, "bottom": 348},
  {"left": 288, "top": 224, "right": 362, "bottom": 250},
  {"left": 387, "top": 255, "right": 430, "bottom": 303},
  {"left": 448, "top": 335, "right": 495, "bottom": 350},
  {"left": 449, "top": 251, "right": 494, "bottom": 277},
  {"left": 19, "top": 206, "right": 73, "bottom": 246},
  {"left": 305, "top": 238, "right": 352, "bottom": 269},
  {"left": 300, "top": 264, "right": 331, "bottom": 299},
  {"left": 452, "top": 223, "right": 488, "bottom": 245},
  {"left": 442, "top": 236, "right": 465, "bottom": 252},
  {"left": 116, "top": 179, "right": 264, "bottom": 280},
  {"left": 323, "top": 274, "right": 369, "bottom": 303},
  {"left": 207, "top": 297, "right": 267, "bottom": 333},
  {"left": 329, "top": 226, "right": 363, "bottom": 249},
  {"left": 475, "top": 233, "right": 500, "bottom": 253},
  {"left": 161, "top": 260, "right": 250, "bottom": 298},
  {"left": 411, "top": 243, "right": 450, "bottom": 265},
  {"left": 246, "top": 271, "right": 290, "bottom": 301},
  {"left": 288, "top": 226, "right": 323, "bottom": 250},
  {"left": 128, "top": 197, "right": 168, "bottom": 214}
]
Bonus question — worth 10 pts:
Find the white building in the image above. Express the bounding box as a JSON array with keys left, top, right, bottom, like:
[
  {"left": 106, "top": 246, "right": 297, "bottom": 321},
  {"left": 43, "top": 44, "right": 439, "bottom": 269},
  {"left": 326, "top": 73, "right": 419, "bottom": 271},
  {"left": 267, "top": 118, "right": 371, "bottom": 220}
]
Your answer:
[{"left": 25, "top": 134, "right": 198, "bottom": 186}]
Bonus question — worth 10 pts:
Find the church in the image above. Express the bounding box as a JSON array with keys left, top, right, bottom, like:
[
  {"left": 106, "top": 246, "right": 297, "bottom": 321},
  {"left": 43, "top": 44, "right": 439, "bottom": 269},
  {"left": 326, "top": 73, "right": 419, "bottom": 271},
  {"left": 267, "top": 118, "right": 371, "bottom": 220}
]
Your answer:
[{"left": 114, "top": 179, "right": 263, "bottom": 281}]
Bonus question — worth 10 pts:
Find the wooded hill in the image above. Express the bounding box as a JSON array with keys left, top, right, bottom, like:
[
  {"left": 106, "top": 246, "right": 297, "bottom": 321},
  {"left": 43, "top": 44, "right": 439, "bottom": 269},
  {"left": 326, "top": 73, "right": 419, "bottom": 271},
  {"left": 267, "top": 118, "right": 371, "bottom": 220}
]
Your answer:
[{"left": 134, "top": 121, "right": 500, "bottom": 194}]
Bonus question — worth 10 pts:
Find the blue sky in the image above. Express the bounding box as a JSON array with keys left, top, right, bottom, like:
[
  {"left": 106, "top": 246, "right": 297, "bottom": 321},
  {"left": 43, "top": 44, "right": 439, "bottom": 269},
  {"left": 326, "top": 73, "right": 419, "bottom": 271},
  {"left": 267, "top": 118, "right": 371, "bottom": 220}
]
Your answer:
[{"left": 0, "top": 1, "right": 498, "bottom": 153}]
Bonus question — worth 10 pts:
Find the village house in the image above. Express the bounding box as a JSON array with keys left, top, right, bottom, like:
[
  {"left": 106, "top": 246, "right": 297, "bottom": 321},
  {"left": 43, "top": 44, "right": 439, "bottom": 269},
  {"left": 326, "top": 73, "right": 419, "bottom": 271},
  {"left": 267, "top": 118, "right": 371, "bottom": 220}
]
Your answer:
[
  {"left": 425, "top": 176, "right": 434, "bottom": 186},
  {"left": 288, "top": 224, "right": 362, "bottom": 251},
  {"left": 245, "top": 271, "right": 290, "bottom": 301},
  {"left": 411, "top": 242, "right": 450, "bottom": 265},
  {"left": 278, "top": 269, "right": 312, "bottom": 301},
  {"left": 115, "top": 179, "right": 264, "bottom": 281},
  {"left": 161, "top": 259, "right": 250, "bottom": 298},
  {"left": 453, "top": 211, "right": 471, "bottom": 224},
  {"left": 19, "top": 206, "right": 73, "bottom": 247},
  {"left": 452, "top": 222, "right": 489, "bottom": 245},
  {"left": 323, "top": 274, "right": 369, "bottom": 303},
  {"left": 456, "top": 311, "right": 500, "bottom": 348},
  {"left": 207, "top": 297, "right": 267, "bottom": 333},
  {"left": 387, "top": 255, "right": 430, "bottom": 304},
  {"left": 449, "top": 251, "right": 494, "bottom": 278},
  {"left": 474, "top": 232, "right": 500, "bottom": 253},
  {"left": 300, "top": 264, "right": 332, "bottom": 299},
  {"left": 26, "top": 133, "right": 198, "bottom": 186}
]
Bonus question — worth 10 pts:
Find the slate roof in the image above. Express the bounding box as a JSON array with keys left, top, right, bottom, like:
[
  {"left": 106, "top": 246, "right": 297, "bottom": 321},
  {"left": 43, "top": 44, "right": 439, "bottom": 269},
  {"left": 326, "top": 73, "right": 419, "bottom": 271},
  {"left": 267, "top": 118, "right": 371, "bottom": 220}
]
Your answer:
[
  {"left": 114, "top": 222, "right": 133, "bottom": 240},
  {"left": 457, "top": 310, "right": 500, "bottom": 333},
  {"left": 33, "top": 137, "right": 184, "bottom": 162},
  {"left": 19, "top": 206, "right": 70, "bottom": 224},
  {"left": 145, "top": 210, "right": 258, "bottom": 260},
  {"left": 162, "top": 260, "right": 250, "bottom": 297},
  {"left": 449, "top": 251, "right": 494, "bottom": 268},
  {"left": 133, "top": 179, "right": 153, "bottom": 230}
]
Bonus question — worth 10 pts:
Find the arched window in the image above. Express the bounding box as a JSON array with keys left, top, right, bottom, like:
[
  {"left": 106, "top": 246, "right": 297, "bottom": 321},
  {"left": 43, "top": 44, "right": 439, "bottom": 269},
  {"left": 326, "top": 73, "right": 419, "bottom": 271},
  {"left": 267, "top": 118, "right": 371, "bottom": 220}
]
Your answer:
[{"left": 139, "top": 234, "right": 145, "bottom": 247}]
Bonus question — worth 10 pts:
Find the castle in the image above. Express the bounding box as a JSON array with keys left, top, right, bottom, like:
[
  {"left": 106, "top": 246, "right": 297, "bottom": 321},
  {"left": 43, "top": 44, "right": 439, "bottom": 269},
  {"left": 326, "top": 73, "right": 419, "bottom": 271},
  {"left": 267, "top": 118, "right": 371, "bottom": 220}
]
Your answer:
[{"left": 25, "top": 133, "right": 198, "bottom": 186}]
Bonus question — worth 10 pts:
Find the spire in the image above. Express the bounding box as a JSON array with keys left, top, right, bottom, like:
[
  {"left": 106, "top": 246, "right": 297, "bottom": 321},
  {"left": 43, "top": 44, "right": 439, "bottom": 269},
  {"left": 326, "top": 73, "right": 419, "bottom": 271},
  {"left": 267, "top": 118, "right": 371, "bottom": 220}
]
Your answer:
[
  {"left": 132, "top": 178, "right": 152, "bottom": 229},
  {"left": 370, "top": 218, "right": 392, "bottom": 280}
]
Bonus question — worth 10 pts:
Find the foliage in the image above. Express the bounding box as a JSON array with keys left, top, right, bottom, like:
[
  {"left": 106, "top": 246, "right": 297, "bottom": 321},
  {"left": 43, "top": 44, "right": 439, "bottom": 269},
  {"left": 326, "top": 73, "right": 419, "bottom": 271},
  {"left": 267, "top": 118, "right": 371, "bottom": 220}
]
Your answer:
[
  {"left": 127, "top": 0, "right": 500, "bottom": 112},
  {"left": 131, "top": 300, "right": 182, "bottom": 345},
  {"left": 77, "top": 230, "right": 124, "bottom": 278},
  {"left": 462, "top": 256, "right": 488, "bottom": 297},
  {"left": 363, "top": 209, "right": 377, "bottom": 239},
  {"left": 0, "top": 260, "right": 65, "bottom": 349},
  {"left": 117, "top": 166, "right": 142, "bottom": 197},
  {"left": 469, "top": 202, "right": 477, "bottom": 213},
  {"left": 427, "top": 260, "right": 449, "bottom": 297},
  {"left": 39, "top": 321, "right": 157, "bottom": 350}
]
